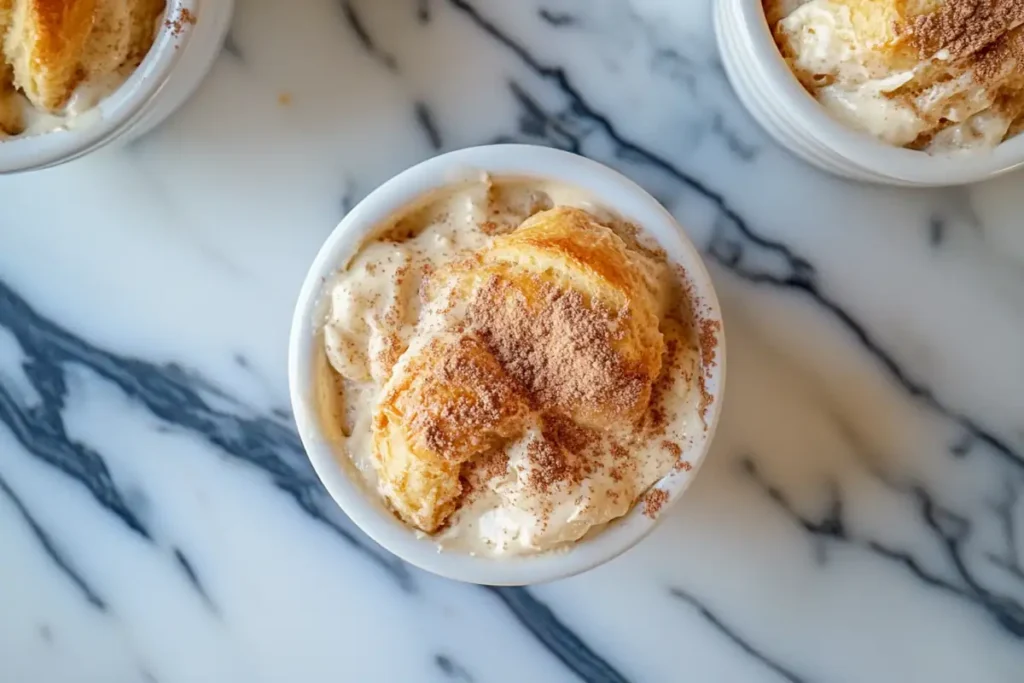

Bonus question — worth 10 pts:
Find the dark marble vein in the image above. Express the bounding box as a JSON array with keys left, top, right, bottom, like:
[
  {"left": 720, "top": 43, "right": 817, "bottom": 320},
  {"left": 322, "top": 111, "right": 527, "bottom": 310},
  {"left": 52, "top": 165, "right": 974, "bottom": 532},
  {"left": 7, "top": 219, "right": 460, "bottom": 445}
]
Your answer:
[
  {"left": 929, "top": 216, "right": 945, "bottom": 247},
  {"left": 733, "top": 259, "right": 1024, "bottom": 476},
  {"left": 340, "top": 0, "right": 398, "bottom": 72},
  {"left": 668, "top": 587, "right": 808, "bottom": 683},
  {"left": 0, "top": 472, "right": 106, "bottom": 610},
  {"left": 506, "top": 80, "right": 580, "bottom": 153},
  {"left": 487, "top": 587, "right": 631, "bottom": 683},
  {"left": 435, "top": 653, "right": 473, "bottom": 681},
  {"left": 415, "top": 101, "right": 443, "bottom": 150},
  {"left": 417, "top": 0, "right": 431, "bottom": 24},
  {"left": 711, "top": 112, "right": 758, "bottom": 161},
  {"left": 0, "top": 363, "right": 149, "bottom": 539},
  {"left": 742, "top": 457, "right": 1024, "bottom": 635},
  {"left": 173, "top": 548, "right": 216, "bottom": 612},
  {"left": 538, "top": 9, "right": 577, "bottom": 27},
  {"left": 0, "top": 280, "right": 413, "bottom": 593},
  {"left": 650, "top": 47, "right": 699, "bottom": 94},
  {"left": 917, "top": 488, "right": 1024, "bottom": 636},
  {"left": 221, "top": 29, "right": 243, "bottom": 60},
  {"left": 987, "top": 479, "right": 1024, "bottom": 581},
  {"left": 950, "top": 433, "right": 973, "bottom": 459},
  {"left": 340, "top": 177, "right": 357, "bottom": 216},
  {"left": 741, "top": 455, "right": 965, "bottom": 599}
]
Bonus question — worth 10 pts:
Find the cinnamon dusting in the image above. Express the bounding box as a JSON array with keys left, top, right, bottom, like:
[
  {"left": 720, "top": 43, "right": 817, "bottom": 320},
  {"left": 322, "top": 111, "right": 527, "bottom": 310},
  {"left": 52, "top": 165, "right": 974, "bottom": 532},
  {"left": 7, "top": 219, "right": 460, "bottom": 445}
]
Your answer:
[
  {"left": 907, "top": 0, "right": 1024, "bottom": 62},
  {"left": 166, "top": 8, "right": 197, "bottom": 37},
  {"left": 472, "top": 276, "right": 650, "bottom": 425},
  {"left": 643, "top": 489, "right": 669, "bottom": 519},
  {"left": 318, "top": 180, "right": 718, "bottom": 552}
]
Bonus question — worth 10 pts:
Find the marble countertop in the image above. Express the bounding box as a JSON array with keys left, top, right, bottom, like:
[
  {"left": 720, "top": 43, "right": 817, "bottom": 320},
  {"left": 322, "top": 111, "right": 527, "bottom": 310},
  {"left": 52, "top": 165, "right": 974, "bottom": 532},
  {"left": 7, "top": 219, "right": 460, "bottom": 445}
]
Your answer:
[{"left": 3, "top": 1, "right": 1024, "bottom": 681}]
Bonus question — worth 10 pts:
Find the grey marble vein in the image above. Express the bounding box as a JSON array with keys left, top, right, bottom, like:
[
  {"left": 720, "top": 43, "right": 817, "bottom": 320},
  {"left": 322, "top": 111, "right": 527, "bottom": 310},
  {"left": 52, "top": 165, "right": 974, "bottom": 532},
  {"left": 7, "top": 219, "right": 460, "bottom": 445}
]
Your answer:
[
  {"left": 0, "top": 472, "right": 106, "bottom": 610},
  {"left": 415, "top": 101, "right": 444, "bottom": 151},
  {"left": 172, "top": 548, "right": 216, "bottom": 612},
  {"left": 340, "top": 0, "right": 398, "bottom": 71},
  {"left": 668, "top": 588, "right": 808, "bottom": 683}
]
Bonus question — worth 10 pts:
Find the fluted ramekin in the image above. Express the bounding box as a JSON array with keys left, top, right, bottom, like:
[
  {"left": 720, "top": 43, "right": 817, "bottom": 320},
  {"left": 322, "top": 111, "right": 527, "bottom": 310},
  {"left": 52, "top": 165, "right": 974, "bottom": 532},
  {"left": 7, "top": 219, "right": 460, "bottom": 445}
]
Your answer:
[
  {"left": 0, "top": 0, "right": 232, "bottom": 173},
  {"left": 289, "top": 145, "right": 727, "bottom": 585},
  {"left": 715, "top": 0, "right": 1024, "bottom": 186}
]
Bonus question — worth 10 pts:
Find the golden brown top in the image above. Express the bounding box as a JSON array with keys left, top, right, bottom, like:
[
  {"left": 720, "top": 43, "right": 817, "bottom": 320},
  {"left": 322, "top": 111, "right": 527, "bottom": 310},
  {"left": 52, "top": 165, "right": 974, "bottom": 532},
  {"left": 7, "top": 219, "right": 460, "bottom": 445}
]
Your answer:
[
  {"left": 371, "top": 207, "right": 670, "bottom": 533},
  {"left": 469, "top": 208, "right": 665, "bottom": 428},
  {"left": 0, "top": 0, "right": 165, "bottom": 127},
  {"left": 907, "top": 0, "right": 1024, "bottom": 61},
  {"left": 768, "top": 0, "right": 1024, "bottom": 150}
]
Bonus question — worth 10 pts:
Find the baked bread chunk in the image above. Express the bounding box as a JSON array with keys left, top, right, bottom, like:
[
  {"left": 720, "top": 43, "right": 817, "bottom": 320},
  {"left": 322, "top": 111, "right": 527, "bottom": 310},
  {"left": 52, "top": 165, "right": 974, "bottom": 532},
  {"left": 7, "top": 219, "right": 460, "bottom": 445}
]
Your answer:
[
  {"left": 4, "top": 0, "right": 164, "bottom": 112},
  {"left": 373, "top": 334, "right": 532, "bottom": 532},
  {"left": 371, "top": 207, "right": 667, "bottom": 533},
  {"left": 771, "top": 0, "right": 1024, "bottom": 148}
]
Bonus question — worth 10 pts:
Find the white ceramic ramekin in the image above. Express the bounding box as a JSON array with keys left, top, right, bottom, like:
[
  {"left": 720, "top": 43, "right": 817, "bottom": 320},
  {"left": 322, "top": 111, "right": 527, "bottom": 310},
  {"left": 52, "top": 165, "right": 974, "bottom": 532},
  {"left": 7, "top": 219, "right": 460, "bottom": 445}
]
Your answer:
[
  {"left": 0, "top": 0, "right": 232, "bottom": 173},
  {"left": 288, "top": 145, "right": 727, "bottom": 585},
  {"left": 715, "top": 0, "right": 1024, "bottom": 186}
]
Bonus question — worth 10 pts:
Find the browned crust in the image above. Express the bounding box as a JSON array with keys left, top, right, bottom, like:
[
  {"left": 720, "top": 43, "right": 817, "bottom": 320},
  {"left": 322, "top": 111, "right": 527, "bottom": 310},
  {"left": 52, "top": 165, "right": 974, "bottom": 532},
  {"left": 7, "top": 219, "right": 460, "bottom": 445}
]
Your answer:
[
  {"left": 14, "top": 0, "right": 97, "bottom": 110},
  {"left": 5, "top": 0, "right": 166, "bottom": 113}
]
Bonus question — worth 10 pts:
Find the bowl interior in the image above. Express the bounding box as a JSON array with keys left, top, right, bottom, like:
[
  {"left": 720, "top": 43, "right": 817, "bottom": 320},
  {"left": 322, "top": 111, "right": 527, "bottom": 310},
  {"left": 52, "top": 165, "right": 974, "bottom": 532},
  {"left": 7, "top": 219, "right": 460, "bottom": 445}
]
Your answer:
[
  {"left": 288, "top": 145, "right": 726, "bottom": 585},
  {"left": 736, "top": 0, "right": 1024, "bottom": 185},
  {"left": 0, "top": 0, "right": 199, "bottom": 172}
]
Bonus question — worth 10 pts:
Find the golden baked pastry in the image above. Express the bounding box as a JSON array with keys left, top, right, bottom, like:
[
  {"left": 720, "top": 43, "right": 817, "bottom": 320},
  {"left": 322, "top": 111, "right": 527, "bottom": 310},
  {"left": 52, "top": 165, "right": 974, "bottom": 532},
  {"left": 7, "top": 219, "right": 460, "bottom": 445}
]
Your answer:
[
  {"left": 771, "top": 0, "right": 1024, "bottom": 149},
  {"left": 4, "top": 0, "right": 165, "bottom": 112},
  {"left": 373, "top": 334, "right": 532, "bottom": 532},
  {"left": 472, "top": 207, "right": 666, "bottom": 427},
  {"left": 0, "top": 65, "right": 23, "bottom": 134},
  {"left": 370, "top": 207, "right": 667, "bottom": 533},
  {"left": 771, "top": 0, "right": 943, "bottom": 54}
]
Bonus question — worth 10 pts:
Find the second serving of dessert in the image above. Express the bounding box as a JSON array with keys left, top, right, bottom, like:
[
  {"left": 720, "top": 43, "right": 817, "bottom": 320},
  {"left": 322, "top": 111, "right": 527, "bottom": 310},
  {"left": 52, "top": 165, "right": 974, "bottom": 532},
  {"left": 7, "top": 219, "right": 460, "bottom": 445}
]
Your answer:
[
  {"left": 314, "top": 177, "right": 717, "bottom": 557},
  {"left": 766, "top": 0, "right": 1024, "bottom": 153},
  {"left": 0, "top": 0, "right": 168, "bottom": 139}
]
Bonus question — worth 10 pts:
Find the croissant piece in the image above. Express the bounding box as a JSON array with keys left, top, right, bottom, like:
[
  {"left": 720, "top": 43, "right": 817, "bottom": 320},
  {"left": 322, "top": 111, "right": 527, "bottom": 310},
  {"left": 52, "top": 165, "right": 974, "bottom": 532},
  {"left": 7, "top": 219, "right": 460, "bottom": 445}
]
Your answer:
[
  {"left": 369, "top": 207, "right": 669, "bottom": 533},
  {"left": 4, "top": 0, "right": 164, "bottom": 112},
  {"left": 373, "top": 333, "right": 531, "bottom": 532}
]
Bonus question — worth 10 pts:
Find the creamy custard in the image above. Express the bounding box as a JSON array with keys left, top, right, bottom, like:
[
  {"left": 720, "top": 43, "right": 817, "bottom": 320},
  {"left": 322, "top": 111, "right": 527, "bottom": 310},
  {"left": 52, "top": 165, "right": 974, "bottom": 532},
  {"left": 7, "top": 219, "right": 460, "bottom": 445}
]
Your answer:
[
  {"left": 767, "top": 0, "right": 1024, "bottom": 153},
  {"left": 317, "top": 177, "right": 708, "bottom": 557},
  {"left": 0, "top": 1, "right": 168, "bottom": 140}
]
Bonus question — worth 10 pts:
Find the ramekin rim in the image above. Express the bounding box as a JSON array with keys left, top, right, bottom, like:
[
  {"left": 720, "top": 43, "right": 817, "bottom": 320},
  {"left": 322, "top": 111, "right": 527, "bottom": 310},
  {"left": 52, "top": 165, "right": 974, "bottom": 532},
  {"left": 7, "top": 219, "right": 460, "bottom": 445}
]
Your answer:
[
  {"left": 287, "top": 144, "right": 727, "bottom": 585},
  {"left": 733, "top": 0, "right": 1024, "bottom": 184},
  {"left": 0, "top": 0, "right": 200, "bottom": 173}
]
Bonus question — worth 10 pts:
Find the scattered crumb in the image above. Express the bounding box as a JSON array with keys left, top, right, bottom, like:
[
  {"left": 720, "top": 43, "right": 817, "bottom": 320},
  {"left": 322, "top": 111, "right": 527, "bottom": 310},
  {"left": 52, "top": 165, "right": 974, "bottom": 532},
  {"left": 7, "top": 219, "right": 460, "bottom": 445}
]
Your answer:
[
  {"left": 278, "top": 92, "right": 292, "bottom": 106},
  {"left": 661, "top": 440, "right": 682, "bottom": 458},
  {"left": 644, "top": 488, "right": 669, "bottom": 519},
  {"left": 165, "top": 8, "right": 197, "bottom": 37}
]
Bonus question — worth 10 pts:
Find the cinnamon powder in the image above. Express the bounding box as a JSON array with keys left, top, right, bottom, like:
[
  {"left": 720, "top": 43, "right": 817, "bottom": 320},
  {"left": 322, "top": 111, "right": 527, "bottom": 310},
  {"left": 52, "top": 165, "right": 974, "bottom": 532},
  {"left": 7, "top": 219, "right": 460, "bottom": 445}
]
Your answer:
[
  {"left": 472, "top": 276, "right": 649, "bottom": 423},
  {"left": 643, "top": 489, "right": 669, "bottom": 519},
  {"left": 908, "top": 0, "right": 1024, "bottom": 62}
]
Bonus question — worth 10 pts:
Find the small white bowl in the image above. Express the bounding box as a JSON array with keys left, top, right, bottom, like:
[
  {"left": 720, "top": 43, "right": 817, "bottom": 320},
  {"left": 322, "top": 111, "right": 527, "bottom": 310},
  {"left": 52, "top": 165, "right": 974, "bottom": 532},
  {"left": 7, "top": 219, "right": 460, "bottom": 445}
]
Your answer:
[
  {"left": 714, "top": 0, "right": 1024, "bottom": 186},
  {"left": 288, "top": 145, "right": 727, "bottom": 585},
  {"left": 0, "top": 0, "right": 233, "bottom": 173}
]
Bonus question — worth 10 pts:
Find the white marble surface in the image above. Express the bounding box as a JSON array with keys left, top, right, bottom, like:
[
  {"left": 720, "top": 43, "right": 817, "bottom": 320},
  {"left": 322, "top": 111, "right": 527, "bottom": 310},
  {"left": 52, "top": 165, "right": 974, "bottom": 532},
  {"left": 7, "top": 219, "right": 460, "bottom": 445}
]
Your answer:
[{"left": 2, "top": 1, "right": 1024, "bottom": 681}]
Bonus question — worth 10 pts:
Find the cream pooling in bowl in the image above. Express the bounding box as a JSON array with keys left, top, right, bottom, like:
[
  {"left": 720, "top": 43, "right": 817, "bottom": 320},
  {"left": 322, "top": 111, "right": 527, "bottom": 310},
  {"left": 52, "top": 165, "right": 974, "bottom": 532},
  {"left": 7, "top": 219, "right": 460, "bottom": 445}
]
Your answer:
[
  {"left": 317, "top": 177, "right": 711, "bottom": 558},
  {"left": 0, "top": 0, "right": 170, "bottom": 139},
  {"left": 768, "top": 0, "right": 1024, "bottom": 153}
]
